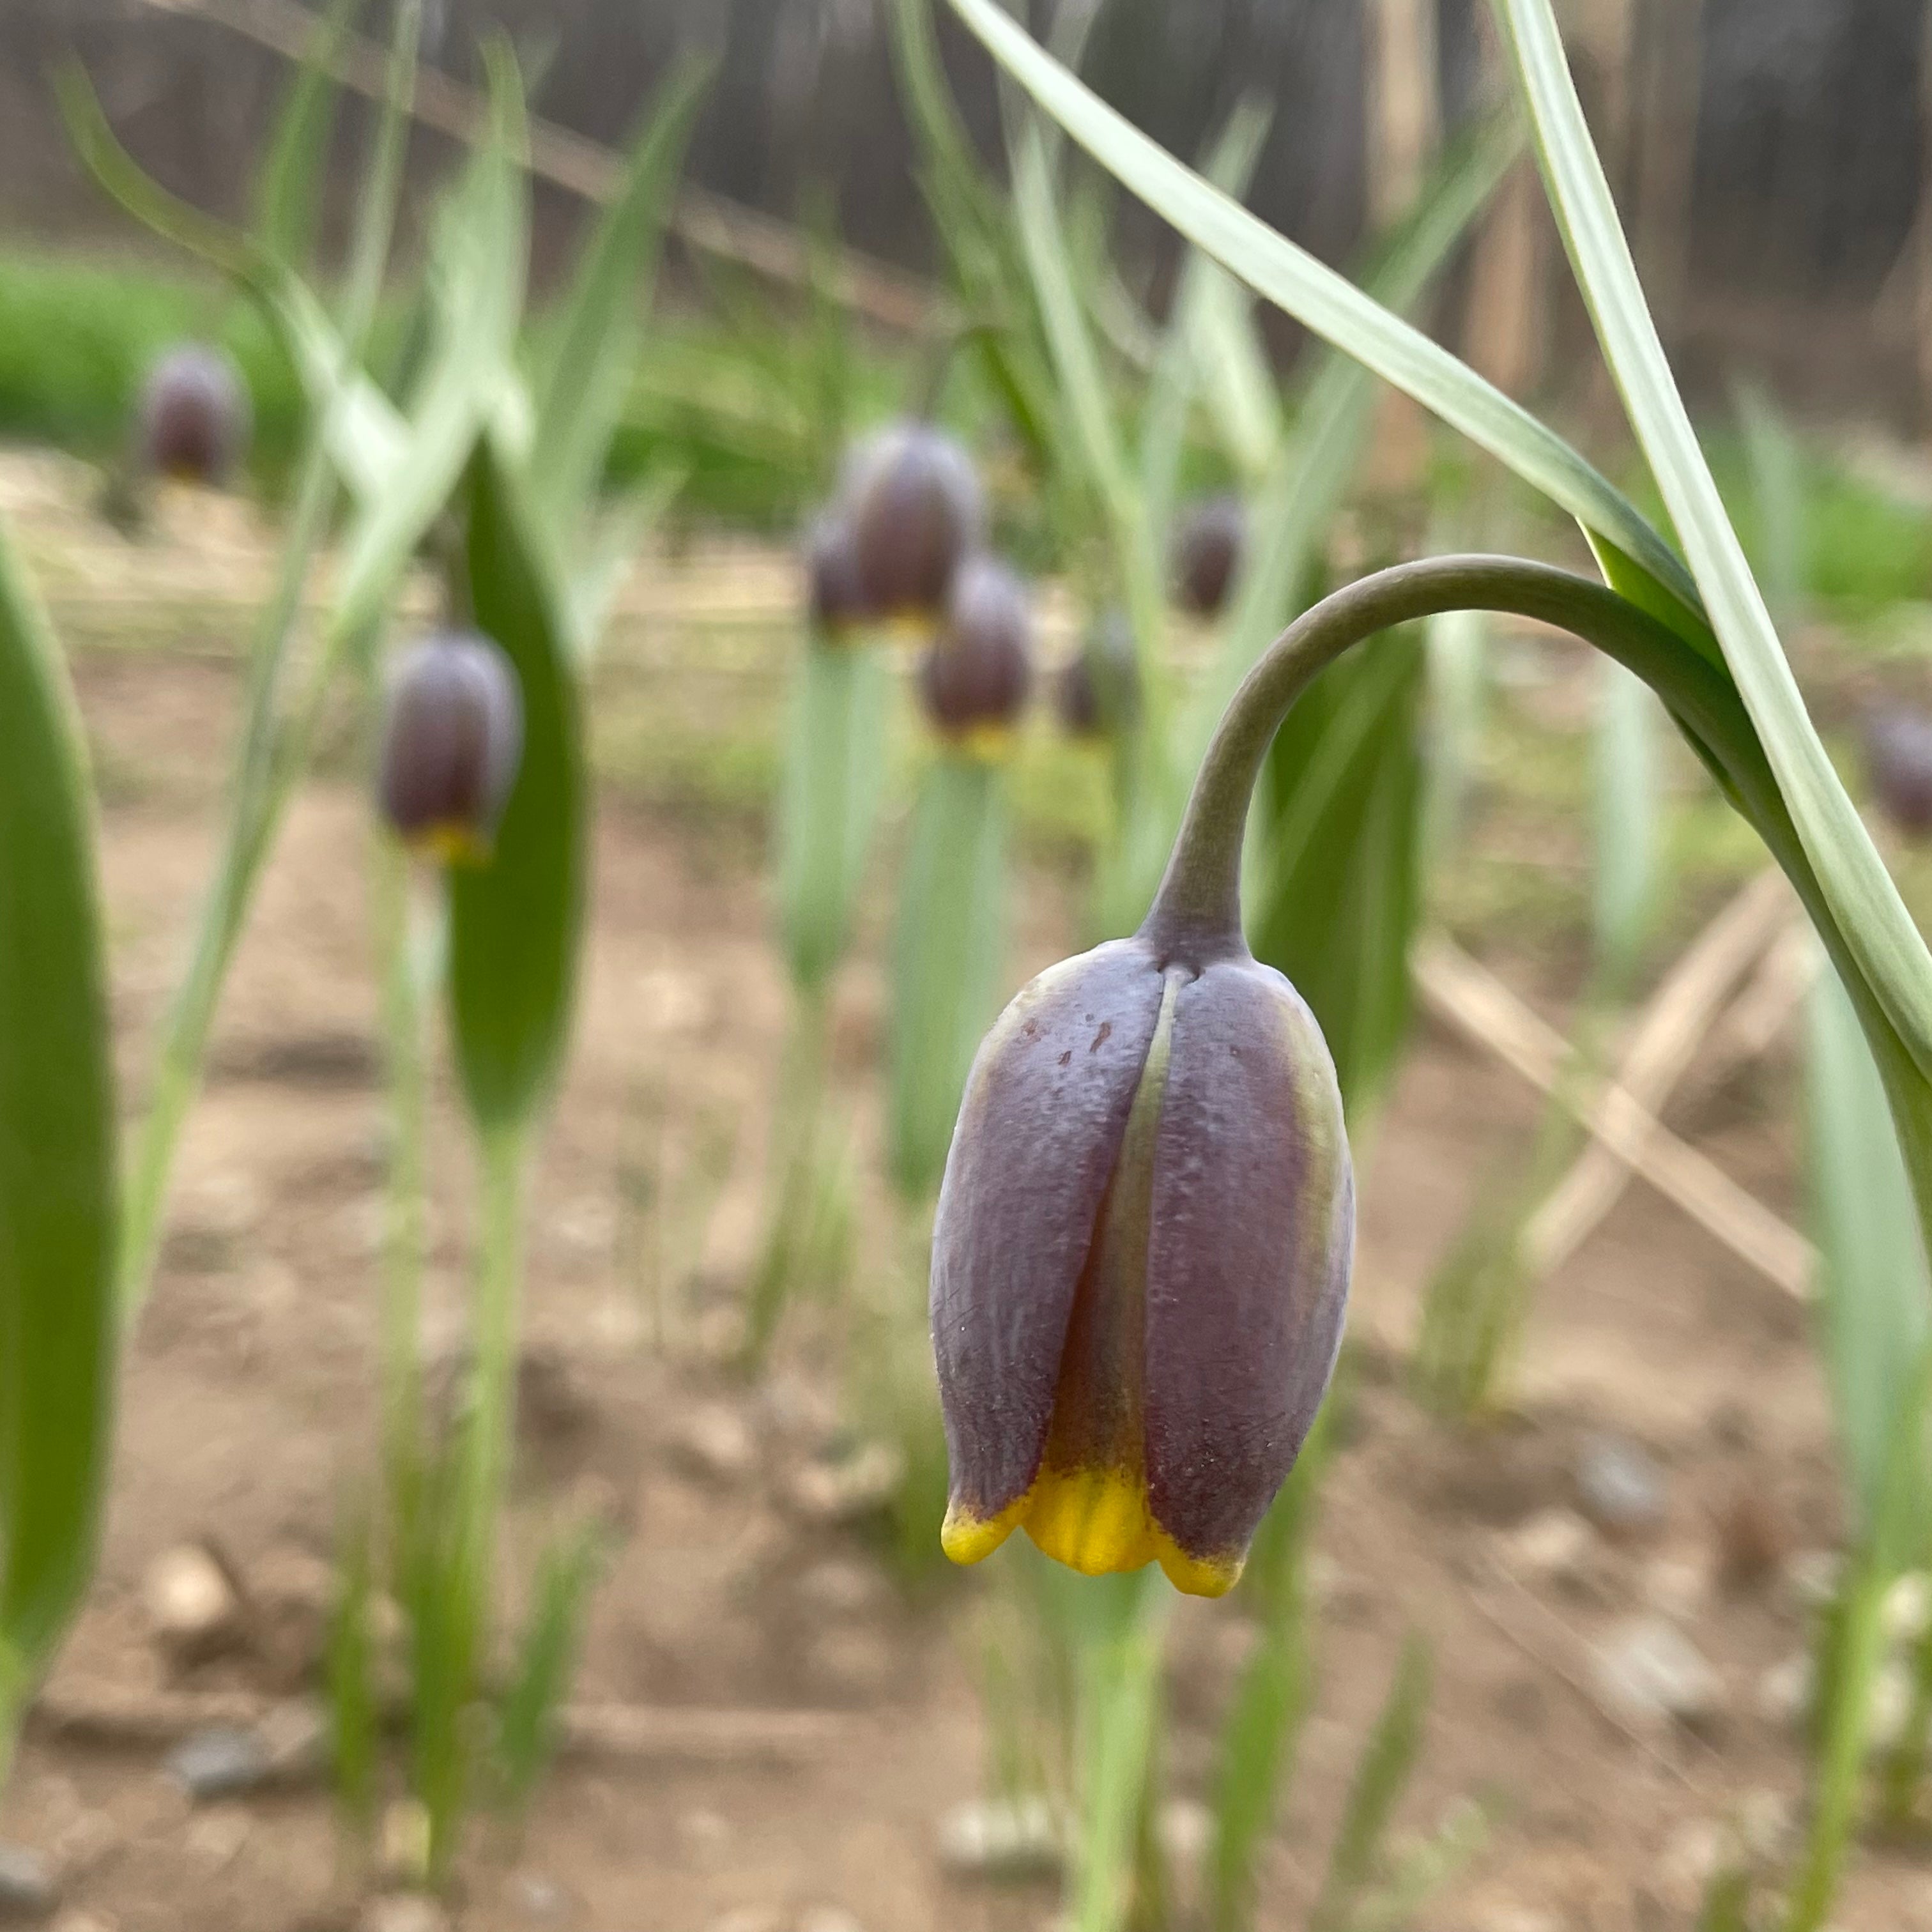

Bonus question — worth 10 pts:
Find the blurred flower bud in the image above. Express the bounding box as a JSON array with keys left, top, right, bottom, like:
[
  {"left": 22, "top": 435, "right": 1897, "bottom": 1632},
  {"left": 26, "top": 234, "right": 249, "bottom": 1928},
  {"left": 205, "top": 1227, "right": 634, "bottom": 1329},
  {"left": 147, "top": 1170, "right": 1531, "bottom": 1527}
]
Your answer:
[
  {"left": 139, "top": 344, "right": 251, "bottom": 485},
  {"left": 804, "top": 510, "right": 873, "bottom": 639},
  {"left": 919, "top": 555, "right": 1034, "bottom": 750},
  {"left": 1863, "top": 705, "right": 1932, "bottom": 839},
  {"left": 845, "top": 420, "right": 986, "bottom": 625},
  {"left": 1171, "top": 494, "right": 1245, "bottom": 618},
  {"left": 1055, "top": 608, "right": 1140, "bottom": 741},
  {"left": 932, "top": 927, "right": 1353, "bottom": 1597},
  {"left": 378, "top": 632, "right": 525, "bottom": 864}
]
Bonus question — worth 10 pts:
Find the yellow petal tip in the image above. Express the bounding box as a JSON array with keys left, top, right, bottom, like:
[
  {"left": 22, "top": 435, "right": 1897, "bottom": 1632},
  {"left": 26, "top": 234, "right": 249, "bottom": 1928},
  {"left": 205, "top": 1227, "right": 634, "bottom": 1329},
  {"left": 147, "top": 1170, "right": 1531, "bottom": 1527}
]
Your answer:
[{"left": 941, "top": 1499, "right": 1022, "bottom": 1567}]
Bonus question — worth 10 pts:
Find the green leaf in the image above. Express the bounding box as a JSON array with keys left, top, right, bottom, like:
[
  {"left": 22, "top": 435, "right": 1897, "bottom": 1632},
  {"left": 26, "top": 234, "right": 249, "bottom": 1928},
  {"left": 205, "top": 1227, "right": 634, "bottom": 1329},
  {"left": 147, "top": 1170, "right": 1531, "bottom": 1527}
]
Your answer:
[
  {"left": 330, "top": 47, "right": 530, "bottom": 647},
  {"left": 0, "top": 512, "right": 118, "bottom": 1724},
  {"left": 1107, "top": 112, "right": 1519, "bottom": 935},
  {"left": 942, "top": 0, "right": 1703, "bottom": 630},
  {"left": 254, "top": 0, "right": 371, "bottom": 269},
  {"left": 496, "top": 1519, "right": 603, "bottom": 1808},
  {"left": 447, "top": 438, "right": 588, "bottom": 1131},
  {"left": 889, "top": 756, "right": 1010, "bottom": 1197},
  {"left": 1139, "top": 97, "right": 1278, "bottom": 528},
  {"left": 1494, "top": 0, "right": 1932, "bottom": 1087},
  {"left": 1246, "top": 631, "right": 1427, "bottom": 1122},
  {"left": 526, "top": 56, "right": 711, "bottom": 541},
  {"left": 1804, "top": 962, "right": 1931, "bottom": 1538},
  {"left": 778, "top": 642, "right": 892, "bottom": 993},
  {"left": 1310, "top": 1635, "right": 1434, "bottom": 1932}
]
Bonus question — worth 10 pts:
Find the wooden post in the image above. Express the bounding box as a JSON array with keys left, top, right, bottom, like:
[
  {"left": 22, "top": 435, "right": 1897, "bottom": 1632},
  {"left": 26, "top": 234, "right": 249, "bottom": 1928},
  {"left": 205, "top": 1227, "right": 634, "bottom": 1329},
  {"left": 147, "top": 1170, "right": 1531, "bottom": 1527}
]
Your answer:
[{"left": 1364, "top": 0, "right": 1441, "bottom": 492}]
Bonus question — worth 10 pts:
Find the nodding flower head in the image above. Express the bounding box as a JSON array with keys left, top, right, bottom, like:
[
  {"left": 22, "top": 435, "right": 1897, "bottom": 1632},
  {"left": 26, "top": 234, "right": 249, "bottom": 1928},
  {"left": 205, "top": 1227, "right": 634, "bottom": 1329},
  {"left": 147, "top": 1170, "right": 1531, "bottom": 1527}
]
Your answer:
[
  {"left": 1172, "top": 494, "right": 1245, "bottom": 619},
  {"left": 140, "top": 344, "right": 251, "bottom": 486},
  {"left": 844, "top": 421, "right": 986, "bottom": 629},
  {"left": 918, "top": 555, "right": 1034, "bottom": 755},
  {"left": 378, "top": 632, "right": 525, "bottom": 865},
  {"left": 931, "top": 920, "right": 1353, "bottom": 1597},
  {"left": 1055, "top": 608, "right": 1140, "bottom": 742},
  {"left": 1864, "top": 704, "right": 1932, "bottom": 839},
  {"left": 804, "top": 510, "right": 874, "bottom": 641}
]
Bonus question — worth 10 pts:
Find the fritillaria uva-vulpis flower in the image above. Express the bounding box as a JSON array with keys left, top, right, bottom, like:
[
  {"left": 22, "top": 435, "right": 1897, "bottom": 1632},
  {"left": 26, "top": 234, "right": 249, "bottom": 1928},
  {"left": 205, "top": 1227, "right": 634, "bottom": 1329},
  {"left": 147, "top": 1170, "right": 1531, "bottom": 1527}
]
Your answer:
[
  {"left": 139, "top": 343, "right": 252, "bottom": 486},
  {"left": 378, "top": 631, "right": 525, "bottom": 865},
  {"left": 918, "top": 554, "right": 1034, "bottom": 755},
  {"left": 931, "top": 604, "right": 1354, "bottom": 1592},
  {"left": 843, "top": 420, "right": 986, "bottom": 629}
]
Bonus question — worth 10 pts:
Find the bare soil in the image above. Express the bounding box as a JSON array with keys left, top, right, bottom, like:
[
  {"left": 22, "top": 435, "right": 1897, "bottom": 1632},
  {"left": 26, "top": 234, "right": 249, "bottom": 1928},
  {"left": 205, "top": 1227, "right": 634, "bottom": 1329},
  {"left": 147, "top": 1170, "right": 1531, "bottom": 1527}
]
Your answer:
[{"left": 3, "top": 454, "right": 1931, "bottom": 1932}]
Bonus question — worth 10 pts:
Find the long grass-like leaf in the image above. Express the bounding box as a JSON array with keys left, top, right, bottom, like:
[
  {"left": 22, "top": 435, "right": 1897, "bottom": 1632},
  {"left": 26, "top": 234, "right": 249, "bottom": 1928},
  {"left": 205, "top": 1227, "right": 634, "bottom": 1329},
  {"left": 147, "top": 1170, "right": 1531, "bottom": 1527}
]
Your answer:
[
  {"left": 1493, "top": 0, "right": 1932, "bottom": 1088},
  {"left": 1310, "top": 1636, "right": 1434, "bottom": 1932},
  {"left": 0, "top": 512, "right": 118, "bottom": 1761},
  {"left": 940, "top": 0, "right": 1702, "bottom": 629},
  {"left": 1803, "top": 962, "right": 1931, "bottom": 1538},
  {"left": 526, "top": 57, "right": 711, "bottom": 541},
  {"left": 496, "top": 1520, "right": 604, "bottom": 1809},
  {"left": 254, "top": 0, "right": 371, "bottom": 269},
  {"left": 448, "top": 438, "right": 587, "bottom": 1131}
]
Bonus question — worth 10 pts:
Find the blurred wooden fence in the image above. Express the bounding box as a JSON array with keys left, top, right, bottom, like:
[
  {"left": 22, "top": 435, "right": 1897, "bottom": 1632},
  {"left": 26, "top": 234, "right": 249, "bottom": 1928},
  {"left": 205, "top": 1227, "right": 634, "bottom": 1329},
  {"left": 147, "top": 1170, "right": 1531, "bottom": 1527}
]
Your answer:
[{"left": 1, "top": 0, "right": 1929, "bottom": 413}]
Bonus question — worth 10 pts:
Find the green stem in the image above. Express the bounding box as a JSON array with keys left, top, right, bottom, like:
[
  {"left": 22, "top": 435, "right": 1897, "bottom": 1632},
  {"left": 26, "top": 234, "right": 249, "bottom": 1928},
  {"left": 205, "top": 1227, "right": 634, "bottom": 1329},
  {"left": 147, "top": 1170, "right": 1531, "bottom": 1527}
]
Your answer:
[
  {"left": 1140, "top": 558, "right": 1894, "bottom": 1091},
  {"left": 1143, "top": 553, "right": 1932, "bottom": 1326},
  {"left": 1786, "top": 1562, "right": 1890, "bottom": 1932},
  {"left": 461, "top": 1121, "right": 527, "bottom": 1603},
  {"left": 372, "top": 831, "right": 431, "bottom": 1507}
]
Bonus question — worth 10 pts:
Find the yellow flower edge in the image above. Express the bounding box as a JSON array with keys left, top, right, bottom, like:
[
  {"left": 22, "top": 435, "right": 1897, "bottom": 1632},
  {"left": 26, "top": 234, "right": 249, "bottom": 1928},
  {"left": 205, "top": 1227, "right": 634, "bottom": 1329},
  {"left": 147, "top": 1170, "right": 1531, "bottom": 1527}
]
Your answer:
[{"left": 942, "top": 1465, "right": 1241, "bottom": 1599}]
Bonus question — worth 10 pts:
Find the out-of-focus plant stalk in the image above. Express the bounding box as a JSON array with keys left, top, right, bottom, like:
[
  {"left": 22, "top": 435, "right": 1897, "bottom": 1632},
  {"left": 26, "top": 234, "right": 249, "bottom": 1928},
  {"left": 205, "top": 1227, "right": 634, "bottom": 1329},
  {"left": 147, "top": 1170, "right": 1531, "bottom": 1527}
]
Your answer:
[
  {"left": 118, "top": 0, "right": 420, "bottom": 1314},
  {"left": 459, "top": 1120, "right": 527, "bottom": 1611},
  {"left": 371, "top": 831, "right": 430, "bottom": 1504},
  {"left": 118, "top": 443, "right": 342, "bottom": 1312}
]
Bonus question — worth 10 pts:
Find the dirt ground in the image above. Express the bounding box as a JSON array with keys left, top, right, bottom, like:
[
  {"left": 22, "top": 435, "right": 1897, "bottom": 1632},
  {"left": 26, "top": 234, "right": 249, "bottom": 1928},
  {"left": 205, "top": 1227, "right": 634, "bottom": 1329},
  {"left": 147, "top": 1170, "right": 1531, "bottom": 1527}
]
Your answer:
[{"left": 3, "top": 454, "right": 1931, "bottom": 1932}]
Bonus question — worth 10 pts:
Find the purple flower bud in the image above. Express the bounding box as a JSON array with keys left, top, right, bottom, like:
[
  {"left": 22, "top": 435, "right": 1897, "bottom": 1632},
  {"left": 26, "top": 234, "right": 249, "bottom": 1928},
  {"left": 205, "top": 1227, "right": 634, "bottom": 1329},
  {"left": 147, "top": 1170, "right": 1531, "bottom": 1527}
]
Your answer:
[
  {"left": 1863, "top": 705, "right": 1932, "bottom": 839},
  {"left": 804, "top": 510, "right": 874, "bottom": 639},
  {"left": 919, "top": 555, "right": 1034, "bottom": 747},
  {"left": 139, "top": 344, "right": 250, "bottom": 486},
  {"left": 378, "top": 632, "right": 525, "bottom": 864},
  {"left": 1172, "top": 494, "right": 1245, "bottom": 618},
  {"left": 932, "top": 928, "right": 1353, "bottom": 1597},
  {"left": 1055, "top": 608, "right": 1139, "bottom": 740},
  {"left": 844, "top": 421, "right": 986, "bottom": 625}
]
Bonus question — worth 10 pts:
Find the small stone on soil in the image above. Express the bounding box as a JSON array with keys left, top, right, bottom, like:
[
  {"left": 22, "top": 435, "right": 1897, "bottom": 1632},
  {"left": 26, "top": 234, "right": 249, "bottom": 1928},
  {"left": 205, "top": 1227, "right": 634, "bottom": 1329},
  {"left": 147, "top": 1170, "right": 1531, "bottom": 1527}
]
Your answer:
[
  {"left": 936, "top": 1797, "right": 1061, "bottom": 1882},
  {"left": 163, "top": 1726, "right": 272, "bottom": 1802},
  {"left": 704, "top": 1910, "right": 784, "bottom": 1932},
  {"left": 1593, "top": 1616, "right": 1721, "bottom": 1728},
  {"left": 0, "top": 1844, "right": 56, "bottom": 1923},
  {"left": 512, "top": 1873, "right": 567, "bottom": 1920},
  {"left": 1498, "top": 1508, "right": 1595, "bottom": 1590},
  {"left": 1574, "top": 1433, "right": 1667, "bottom": 1539},
  {"left": 358, "top": 1897, "right": 448, "bottom": 1932},
  {"left": 183, "top": 1805, "right": 250, "bottom": 1871},
  {"left": 795, "top": 1910, "right": 864, "bottom": 1932},
  {"left": 1640, "top": 1554, "right": 1710, "bottom": 1622},
  {"left": 1784, "top": 1548, "right": 1840, "bottom": 1609},
  {"left": 673, "top": 1404, "right": 758, "bottom": 1484},
  {"left": 142, "top": 1543, "right": 242, "bottom": 1664},
  {"left": 1757, "top": 1652, "right": 1811, "bottom": 1729}
]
